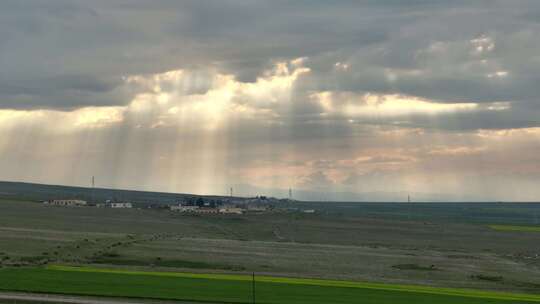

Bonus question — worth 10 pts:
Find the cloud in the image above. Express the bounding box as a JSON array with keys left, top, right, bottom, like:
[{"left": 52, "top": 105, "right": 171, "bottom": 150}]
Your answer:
[
  {"left": 0, "top": 106, "right": 125, "bottom": 131},
  {"left": 310, "top": 92, "right": 480, "bottom": 117},
  {"left": 1, "top": 1, "right": 539, "bottom": 114},
  {"left": 299, "top": 171, "right": 336, "bottom": 190},
  {"left": 1, "top": 1, "right": 540, "bottom": 200}
]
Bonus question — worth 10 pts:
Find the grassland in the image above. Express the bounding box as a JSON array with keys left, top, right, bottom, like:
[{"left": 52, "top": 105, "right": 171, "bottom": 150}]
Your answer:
[
  {"left": 1, "top": 266, "right": 540, "bottom": 304},
  {"left": 2, "top": 199, "right": 540, "bottom": 297},
  {"left": 489, "top": 225, "right": 540, "bottom": 232}
]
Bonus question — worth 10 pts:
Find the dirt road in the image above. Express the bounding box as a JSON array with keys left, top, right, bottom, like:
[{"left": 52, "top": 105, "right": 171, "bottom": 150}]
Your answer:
[{"left": 0, "top": 292, "right": 219, "bottom": 304}]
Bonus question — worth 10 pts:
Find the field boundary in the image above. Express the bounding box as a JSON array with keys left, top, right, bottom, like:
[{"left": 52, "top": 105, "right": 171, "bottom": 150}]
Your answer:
[
  {"left": 47, "top": 265, "right": 540, "bottom": 302},
  {"left": 489, "top": 225, "right": 540, "bottom": 232}
]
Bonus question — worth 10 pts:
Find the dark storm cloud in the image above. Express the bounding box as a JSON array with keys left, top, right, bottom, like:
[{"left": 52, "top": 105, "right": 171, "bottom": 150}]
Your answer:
[
  {"left": 0, "top": 75, "right": 118, "bottom": 95},
  {"left": 1, "top": 0, "right": 540, "bottom": 130}
]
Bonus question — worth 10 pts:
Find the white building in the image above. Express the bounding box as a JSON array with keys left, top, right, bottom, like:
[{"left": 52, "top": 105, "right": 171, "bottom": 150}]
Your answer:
[
  {"left": 110, "top": 202, "right": 133, "bottom": 208},
  {"left": 45, "top": 199, "right": 87, "bottom": 207},
  {"left": 219, "top": 207, "right": 244, "bottom": 215},
  {"left": 196, "top": 207, "right": 219, "bottom": 214},
  {"left": 170, "top": 205, "right": 199, "bottom": 212}
]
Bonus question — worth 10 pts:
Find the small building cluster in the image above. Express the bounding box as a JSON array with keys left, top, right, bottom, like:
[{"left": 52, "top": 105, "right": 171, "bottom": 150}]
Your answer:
[
  {"left": 44, "top": 199, "right": 87, "bottom": 207},
  {"left": 169, "top": 196, "right": 274, "bottom": 215},
  {"left": 42, "top": 194, "right": 297, "bottom": 215},
  {"left": 169, "top": 203, "right": 246, "bottom": 215},
  {"left": 95, "top": 201, "right": 133, "bottom": 208},
  {"left": 44, "top": 199, "right": 133, "bottom": 209},
  {"left": 109, "top": 202, "right": 133, "bottom": 209}
]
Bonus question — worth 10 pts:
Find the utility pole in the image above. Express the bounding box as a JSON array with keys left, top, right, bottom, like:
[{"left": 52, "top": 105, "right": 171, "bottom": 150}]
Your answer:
[
  {"left": 289, "top": 188, "right": 292, "bottom": 200},
  {"left": 252, "top": 272, "right": 256, "bottom": 304},
  {"left": 91, "top": 176, "right": 95, "bottom": 203},
  {"left": 230, "top": 187, "right": 233, "bottom": 198}
]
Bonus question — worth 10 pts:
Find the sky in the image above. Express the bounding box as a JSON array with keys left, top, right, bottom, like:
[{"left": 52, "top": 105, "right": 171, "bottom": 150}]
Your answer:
[{"left": 1, "top": 0, "right": 540, "bottom": 201}]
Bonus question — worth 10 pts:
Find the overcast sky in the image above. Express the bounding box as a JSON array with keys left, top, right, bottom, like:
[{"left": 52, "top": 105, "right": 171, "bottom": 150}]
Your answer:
[{"left": 1, "top": 0, "right": 540, "bottom": 201}]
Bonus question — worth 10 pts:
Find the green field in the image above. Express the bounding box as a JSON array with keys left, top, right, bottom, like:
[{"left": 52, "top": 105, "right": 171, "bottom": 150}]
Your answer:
[
  {"left": 489, "top": 225, "right": 540, "bottom": 232},
  {"left": 0, "top": 266, "right": 539, "bottom": 304}
]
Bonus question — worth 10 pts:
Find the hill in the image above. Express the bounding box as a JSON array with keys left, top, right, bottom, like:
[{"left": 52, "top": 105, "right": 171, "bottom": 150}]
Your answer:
[{"left": 0, "top": 181, "right": 230, "bottom": 205}]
